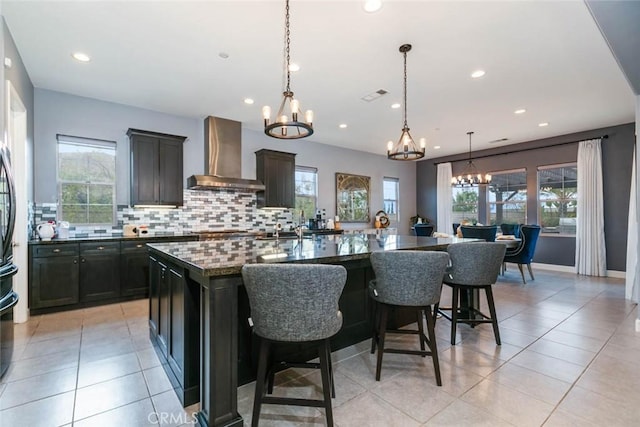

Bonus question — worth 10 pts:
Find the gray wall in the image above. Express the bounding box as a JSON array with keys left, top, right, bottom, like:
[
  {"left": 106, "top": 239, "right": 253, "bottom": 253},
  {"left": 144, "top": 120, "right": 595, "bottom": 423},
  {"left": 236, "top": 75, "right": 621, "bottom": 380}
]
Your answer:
[
  {"left": 3, "top": 18, "right": 34, "bottom": 202},
  {"left": 34, "top": 89, "right": 202, "bottom": 205},
  {"left": 240, "top": 128, "right": 416, "bottom": 234},
  {"left": 417, "top": 123, "right": 635, "bottom": 271},
  {"left": 33, "top": 91, "right": 417, "bottom": 234}
]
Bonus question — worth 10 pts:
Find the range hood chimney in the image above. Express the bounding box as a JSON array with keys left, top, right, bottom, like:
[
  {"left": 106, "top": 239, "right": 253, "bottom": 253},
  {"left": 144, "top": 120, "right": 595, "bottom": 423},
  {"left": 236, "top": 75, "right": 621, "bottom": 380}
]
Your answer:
[{"left": 187, "top": 116, "right": 265, "bottom": 191}]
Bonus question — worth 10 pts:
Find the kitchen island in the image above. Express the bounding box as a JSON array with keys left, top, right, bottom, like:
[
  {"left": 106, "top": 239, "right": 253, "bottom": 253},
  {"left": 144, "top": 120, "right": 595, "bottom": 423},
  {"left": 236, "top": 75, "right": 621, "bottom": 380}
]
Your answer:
[{"left": 147, "top": 234, "right": 472, "bottom": 427}]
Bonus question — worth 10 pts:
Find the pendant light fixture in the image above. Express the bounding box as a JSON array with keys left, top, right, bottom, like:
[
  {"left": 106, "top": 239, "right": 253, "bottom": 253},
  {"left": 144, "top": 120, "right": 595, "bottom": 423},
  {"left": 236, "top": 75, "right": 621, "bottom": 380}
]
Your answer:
[
  {"left": 387, "top": 44, "right": 425, "bottom": 161},
  {"left": 452, "top": 131, "right": 492, "bottom": 186},
  {"left": 262, "top": 0, "right": 313, "bottom": 139}
]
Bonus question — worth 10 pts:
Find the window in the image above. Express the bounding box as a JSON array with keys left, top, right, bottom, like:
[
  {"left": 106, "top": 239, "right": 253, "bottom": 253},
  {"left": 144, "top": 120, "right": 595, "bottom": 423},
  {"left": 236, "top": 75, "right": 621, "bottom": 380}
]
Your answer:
[
  {"left": 488, "top": 169, "right": 527, "bottom": 225},
  {"left": 452, "top": 186, "right": 479, "bottom": 224},
  {"left": 383, "top": 177, "right": 399, "bottom": 222},
  {"left": 538, "top": 164, "right": 577, "bottom": 235},
  {"left": 295, "top": 166, "right": 317, "bottom": 220},
  {"left": 57, "top": 135, "right": 116, "bottom": 225}
]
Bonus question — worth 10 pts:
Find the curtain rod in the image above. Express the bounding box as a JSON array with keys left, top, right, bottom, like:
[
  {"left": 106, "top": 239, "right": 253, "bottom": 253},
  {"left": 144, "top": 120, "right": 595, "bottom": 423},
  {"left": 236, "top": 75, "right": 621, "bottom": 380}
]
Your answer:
[{"left": 434, "top": 134, "right": 609, "bottom": 165}]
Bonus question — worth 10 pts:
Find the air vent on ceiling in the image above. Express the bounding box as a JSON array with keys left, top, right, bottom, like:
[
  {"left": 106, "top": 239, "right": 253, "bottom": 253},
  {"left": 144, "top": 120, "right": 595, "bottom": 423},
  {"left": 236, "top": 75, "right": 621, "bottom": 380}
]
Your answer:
[
  {"left": 361, "top": 89, "right": 388, "bottom": 102},
  {"left": 488, "top": 138, "right": 509, "bottom": 143}
]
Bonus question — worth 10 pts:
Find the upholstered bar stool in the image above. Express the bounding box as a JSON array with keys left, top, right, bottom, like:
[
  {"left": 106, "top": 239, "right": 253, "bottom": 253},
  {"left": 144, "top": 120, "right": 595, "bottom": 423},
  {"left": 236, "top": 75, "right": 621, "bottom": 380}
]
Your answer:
[
  {"left": 438, "top": 242, "right": 506, "bottom": 345},
  {"left": 241, "top": 264, "right": 347, "bottom": 427},
  {"left": 369, "top": 250, "right": 450, "bottom": 385}
]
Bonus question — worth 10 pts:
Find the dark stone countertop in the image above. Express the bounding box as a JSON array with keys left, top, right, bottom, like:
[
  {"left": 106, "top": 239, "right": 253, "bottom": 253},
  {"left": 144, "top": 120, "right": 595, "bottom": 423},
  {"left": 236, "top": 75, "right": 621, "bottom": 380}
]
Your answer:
[
  {"left": 147, "top": 234, "right": 476, "bottom": 278},
  {"left": 28, "top": 233, "right": 197, "bottom": 245}
]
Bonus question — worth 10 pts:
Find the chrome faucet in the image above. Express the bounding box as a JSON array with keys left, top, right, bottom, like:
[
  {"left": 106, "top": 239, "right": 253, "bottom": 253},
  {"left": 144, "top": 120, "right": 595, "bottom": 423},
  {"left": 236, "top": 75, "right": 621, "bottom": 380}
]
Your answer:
[
  {"left": 295, "top": 223, "right": 308, "bottom": 241},
  {"left": 274, "top": 222, "right": 282, "bottom": 240}
]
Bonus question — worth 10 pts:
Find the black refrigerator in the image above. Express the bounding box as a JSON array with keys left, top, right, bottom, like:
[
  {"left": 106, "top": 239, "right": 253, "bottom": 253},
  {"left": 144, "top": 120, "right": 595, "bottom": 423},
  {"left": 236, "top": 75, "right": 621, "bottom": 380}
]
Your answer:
[{"left": 0, "top": 143, "right": 18, "bottom": 379}]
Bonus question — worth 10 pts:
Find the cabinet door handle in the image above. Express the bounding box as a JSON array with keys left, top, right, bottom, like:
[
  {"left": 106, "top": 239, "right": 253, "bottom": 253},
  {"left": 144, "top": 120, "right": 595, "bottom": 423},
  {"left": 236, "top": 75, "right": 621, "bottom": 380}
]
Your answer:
[
  {"left": 81, "top": 258, "right": 86, "bottom": 263},
  {"left": 53, "top": 248, "right": 61, "bottom": 253},
  {"left": 73, "top": 259, "right": 78, "bottom": 264},
  {"left": 97, "top": 246, "right": 105, "bottom": 250},
  {"left": 136, "top": 244, "right": 144, "bottom": 248}
]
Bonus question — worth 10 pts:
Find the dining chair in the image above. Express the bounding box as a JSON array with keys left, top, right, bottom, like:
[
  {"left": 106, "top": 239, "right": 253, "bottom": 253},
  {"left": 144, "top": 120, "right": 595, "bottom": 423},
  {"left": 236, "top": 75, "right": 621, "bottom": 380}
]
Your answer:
[
  {"left": 460, "top": 225, "right": 498, "bottom": 242},
  {"left": 500, "top": 223, "right": 521, "bottom": 236},
  {"left": 438, "top": 242, "right": 506, "bottom": 345},
  {"left": 241, "top": 263, "right": 347, "bottom": 427},
  {"left": 503, "top": 224, "right": 541, "bottom": 283},
  {"left": 413, "top": 223, "right": 434, "bottom": 236}
]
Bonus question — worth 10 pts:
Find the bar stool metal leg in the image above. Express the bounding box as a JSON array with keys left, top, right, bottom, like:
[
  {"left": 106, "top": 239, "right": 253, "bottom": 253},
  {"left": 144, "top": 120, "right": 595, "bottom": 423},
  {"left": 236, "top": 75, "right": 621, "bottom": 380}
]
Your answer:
[
  {"left": 484, "top": 286, "right": 501, "bottom": 345},
  {"left": 252, "top": 338, "right": 270, "bottom": 427},
  {"left": 319, "top": 339, "right": 334, "bottom": 426},
  {"left": 450, "top": 285, "right": 459, "bottom": 345}
]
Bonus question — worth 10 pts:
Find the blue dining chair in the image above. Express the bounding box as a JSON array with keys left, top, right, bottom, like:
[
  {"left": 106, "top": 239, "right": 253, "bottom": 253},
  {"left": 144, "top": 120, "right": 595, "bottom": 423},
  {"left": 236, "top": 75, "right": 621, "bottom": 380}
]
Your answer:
[
  {"left": 413, "top": 223, "right": 434, "bottom": 236},
  {"left": 500, "top": 223, "right": 521, "bottom": 236},
  {"left": 460, "top": 225, "right": 498, "bottom": 242},
  {"left": 503, "top": 225, "right": 541, "bottom": 283}
]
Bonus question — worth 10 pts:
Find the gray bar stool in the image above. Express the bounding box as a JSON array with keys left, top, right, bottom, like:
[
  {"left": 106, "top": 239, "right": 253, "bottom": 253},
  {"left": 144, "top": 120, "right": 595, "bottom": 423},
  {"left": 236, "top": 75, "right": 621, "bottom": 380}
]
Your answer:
[
  {"left": 369, "top": 250, "right": 450, "bottom": 385},
  {"left": 241, "top": 264, "right": 347, "bottom": 427},
  {"left": 438, "top": 242, "right": 506, "bottom": 345}
]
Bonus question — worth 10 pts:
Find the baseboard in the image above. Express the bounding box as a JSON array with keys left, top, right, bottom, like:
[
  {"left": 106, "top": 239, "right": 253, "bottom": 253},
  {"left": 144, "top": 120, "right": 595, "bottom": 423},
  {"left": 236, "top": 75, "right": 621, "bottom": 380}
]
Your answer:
[{"left": 531, "top": 263, "right": 626, "bottom": 279}]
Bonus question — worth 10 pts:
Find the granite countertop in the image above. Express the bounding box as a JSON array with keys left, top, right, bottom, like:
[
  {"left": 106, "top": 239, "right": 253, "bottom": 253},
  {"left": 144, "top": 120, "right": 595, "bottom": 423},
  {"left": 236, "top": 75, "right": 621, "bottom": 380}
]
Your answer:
[
  {"left": 148, "top": 234, "right": 475, "bottom": 277},
  {"left": 28, "top": 232, "right": 197, "bottom": 245}
]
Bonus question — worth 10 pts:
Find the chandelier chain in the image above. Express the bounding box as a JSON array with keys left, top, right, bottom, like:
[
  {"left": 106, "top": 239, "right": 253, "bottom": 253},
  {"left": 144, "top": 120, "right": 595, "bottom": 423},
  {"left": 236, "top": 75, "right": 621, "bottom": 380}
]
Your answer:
[
  {"left": 403, "top": 50, "right": 408, "bottom": 128},
  {"left": 285, "top": 0, "right": 291, "bottom": 93}
]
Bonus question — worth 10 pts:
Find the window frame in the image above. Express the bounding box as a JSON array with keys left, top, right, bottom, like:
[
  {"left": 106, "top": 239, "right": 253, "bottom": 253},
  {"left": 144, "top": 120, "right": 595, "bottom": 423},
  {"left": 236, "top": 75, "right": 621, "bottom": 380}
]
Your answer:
[
  {"left": 56, "top": 134, "right": 117, "bottom": 226},
  {"left": 486, "top": 168, "right": 527, "bottom": 226},
  {"left": 537, "top": 162, "right": 578, "bottom": 236},
  {"left": 383, "top": 176, "right": 399, "bottom": 222},
  {"left": 294, "top": 165, "right": 318, "bottom": 221}
]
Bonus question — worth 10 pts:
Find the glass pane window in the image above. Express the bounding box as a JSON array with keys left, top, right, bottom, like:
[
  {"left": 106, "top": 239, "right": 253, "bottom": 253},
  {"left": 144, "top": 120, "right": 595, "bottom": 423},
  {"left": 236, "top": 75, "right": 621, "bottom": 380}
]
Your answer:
[
  {"left": 452, "top": 186, "right": 479, "bottom": 224},
  {"left": 488, "top": 170, "right": 527, "bottom": 225},
  {"left": 295, "top": 166, "right": 317, "bottom": 221},
  {"left": 538, "top": 164, "right": 577, "bottom": 234},
  {"left": 57, "top": 135, "right": 116, "bottom": 225},
  {"left": 383, "top": 177, "right": 399, "bottom": 222}
]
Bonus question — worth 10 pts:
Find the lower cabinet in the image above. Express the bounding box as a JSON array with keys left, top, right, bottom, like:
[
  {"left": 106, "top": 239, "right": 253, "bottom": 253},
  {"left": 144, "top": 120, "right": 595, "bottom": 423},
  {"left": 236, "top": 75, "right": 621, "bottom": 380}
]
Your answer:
[
  {"left": 29, "top": 244, "right": 80, "bottom": 310},
  {"left": 29, "top": 236, "right": 197, "bottom": 313},
  {"left": 149, "top": 255, "right": 200, "bottom": 406},
  {"left": 79, "top": 242, "right": 120, "bottom": 302},
  {"left": 121, "top": 241, "right": 152, "bottom": 297}
]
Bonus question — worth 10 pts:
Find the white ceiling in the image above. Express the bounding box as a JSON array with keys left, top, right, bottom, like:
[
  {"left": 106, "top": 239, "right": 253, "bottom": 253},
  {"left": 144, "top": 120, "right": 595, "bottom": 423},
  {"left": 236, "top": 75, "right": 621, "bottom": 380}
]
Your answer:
[{"left": 2, "top": 0, "right": 635, "bottom": 159}]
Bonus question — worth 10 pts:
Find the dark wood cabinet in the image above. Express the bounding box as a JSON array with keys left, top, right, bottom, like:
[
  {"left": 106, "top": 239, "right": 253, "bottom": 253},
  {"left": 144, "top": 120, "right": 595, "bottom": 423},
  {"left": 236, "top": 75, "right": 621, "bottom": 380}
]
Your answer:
[
  {"left": 128, "top": 128, "right": 186, "bottom": 207},
  {"left": 148, "top": 256, "right": 200, "bottom": 406},
  {"left": 29, "top": 235, "right": 197, "bottom": 314},
  {"left": 121, "top": 240, "right": 152, "bottom": 297},
  {"left": 29, "top": 244, "right": 80, "bottom": 309},
  {"left": 79, "top": 242, "right": 120, "bottom": 302},
  {"left": 255, "top": 149, "right": 296, "bottom": 208}
]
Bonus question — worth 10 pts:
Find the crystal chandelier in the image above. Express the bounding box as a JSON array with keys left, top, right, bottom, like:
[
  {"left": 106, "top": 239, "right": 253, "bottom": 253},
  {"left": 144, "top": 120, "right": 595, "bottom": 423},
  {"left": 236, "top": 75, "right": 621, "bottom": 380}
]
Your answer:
[
  {"left": 387, "top": 44, "right": 425, "bottom": 161},
  {"left": 452, "top": 132, "right": 492, "bottom": 186},
  {"left": 262, "top": 0, "right": 313, "bottom": 139}
]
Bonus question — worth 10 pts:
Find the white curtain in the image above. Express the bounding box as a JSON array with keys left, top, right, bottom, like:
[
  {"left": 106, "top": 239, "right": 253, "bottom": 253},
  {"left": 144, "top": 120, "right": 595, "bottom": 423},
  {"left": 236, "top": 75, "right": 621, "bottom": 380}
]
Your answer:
[
  {"left": 626, "top": 146, "right": 638, "bottom": 300},
  {"left": 436, "top": 163, "right": 453, "bottom": 234},
  {"left": 575, "top": 138, "right": 607, "bottom": 276}
]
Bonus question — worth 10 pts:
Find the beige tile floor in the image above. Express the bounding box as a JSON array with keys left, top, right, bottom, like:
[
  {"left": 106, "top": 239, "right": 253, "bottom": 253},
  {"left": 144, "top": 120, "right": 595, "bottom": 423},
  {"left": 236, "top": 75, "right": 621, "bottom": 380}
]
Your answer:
[{"left": 1, "top": 268, "right": 638, "bottom": 426}]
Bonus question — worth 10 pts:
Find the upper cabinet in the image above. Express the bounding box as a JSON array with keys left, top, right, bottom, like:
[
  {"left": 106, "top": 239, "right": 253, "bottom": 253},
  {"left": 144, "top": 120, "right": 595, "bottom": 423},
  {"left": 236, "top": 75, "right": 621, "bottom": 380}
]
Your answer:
[
  {"left": 255, "top": 149, "right": 296, "bottom": 208},
  {"left": 128, "top": 129, "right": 186, "bottom": 206}
]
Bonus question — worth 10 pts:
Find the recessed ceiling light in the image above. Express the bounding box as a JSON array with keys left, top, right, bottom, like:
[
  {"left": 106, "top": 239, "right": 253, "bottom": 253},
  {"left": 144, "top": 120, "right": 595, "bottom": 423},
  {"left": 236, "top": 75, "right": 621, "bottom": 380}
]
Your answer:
[
  {"left": 471, "top": 70, "right": 486, "bottom": 79},
  {"left": 218, "top": 52, "right": 229, "bottom": 59},
  {"left": 514, "top": 109, "right": 526, "bottom": 114},
  {"left": 434, "top": 146, "right": 441, "bottom": 149},
  {"left": 288, "top": 63, "right": 300, "bottom": 72},
  {"left": 391, "top": 103, "right": 401, "bottom": 109},
  {"left": 363, "top": 0, "right": 382, "bottom": 13},
  {"left": 244, "top": 98, "right": 254, "bottom": 105},
  {"left": 339, "top": 124, "right": 348, "bottom": 129},
  {"left": 72, "top": 52, "right": 90, "bottom": 62},
  {"left": 538, "top": 122, "right": 549, "bottom": 127}
]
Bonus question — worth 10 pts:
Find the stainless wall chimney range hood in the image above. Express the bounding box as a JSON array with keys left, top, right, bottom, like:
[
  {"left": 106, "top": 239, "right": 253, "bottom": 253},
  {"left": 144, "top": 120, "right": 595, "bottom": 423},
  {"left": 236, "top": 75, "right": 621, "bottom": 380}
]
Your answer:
[{"left": 187, "top": 116, "right": 265, "bottom": 191}]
